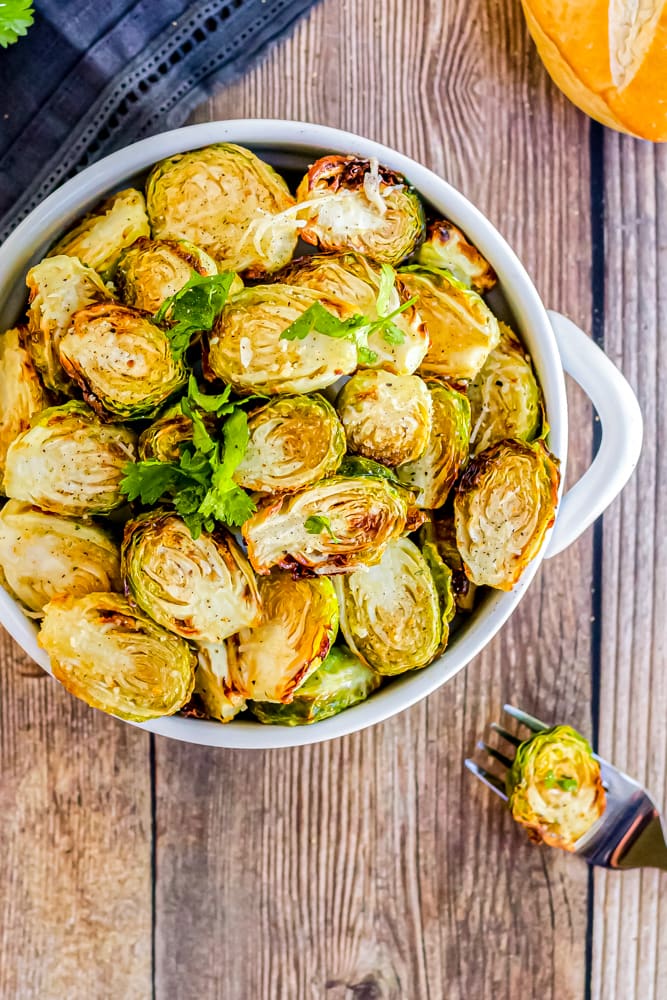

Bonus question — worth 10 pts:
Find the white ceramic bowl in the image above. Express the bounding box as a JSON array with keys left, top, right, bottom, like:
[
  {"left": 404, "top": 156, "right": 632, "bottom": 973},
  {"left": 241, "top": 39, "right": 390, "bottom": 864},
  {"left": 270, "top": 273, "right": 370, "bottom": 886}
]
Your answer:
[{"left": 0, "top": 120, "right": 643, "bottom": 748}]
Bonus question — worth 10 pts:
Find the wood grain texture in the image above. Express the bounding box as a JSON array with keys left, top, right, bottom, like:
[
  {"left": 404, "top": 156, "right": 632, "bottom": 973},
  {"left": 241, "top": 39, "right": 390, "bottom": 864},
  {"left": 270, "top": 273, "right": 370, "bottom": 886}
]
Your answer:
[
  {"left": 590, "top": 139, "right": 667, "bottom": 1000},
  {"left": 154, "top": 2, "right": 596, "bottom": 998},
  {"left": 0, "top": 632, "right": 152, "bottom": 1000}
]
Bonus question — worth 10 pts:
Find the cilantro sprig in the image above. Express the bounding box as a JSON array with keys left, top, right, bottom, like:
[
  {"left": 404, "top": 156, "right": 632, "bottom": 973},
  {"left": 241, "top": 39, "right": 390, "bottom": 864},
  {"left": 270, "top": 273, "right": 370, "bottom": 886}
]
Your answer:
[
  {"left": 120, "top": 376, "right": 257, "bottom": 538},
  {"left": 304, "top": 514, "right": 341, "bottom": 543},
  {"left": 155, "top": 272, "right": 236, "bottom": 360},
  {"left": 0, "top": 0, "right": 34, "bottom": 47}
]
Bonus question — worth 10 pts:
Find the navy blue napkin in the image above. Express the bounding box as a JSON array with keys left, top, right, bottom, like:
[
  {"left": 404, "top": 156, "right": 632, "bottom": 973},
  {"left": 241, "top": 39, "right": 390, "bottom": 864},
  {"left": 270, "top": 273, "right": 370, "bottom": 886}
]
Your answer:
[{"left": 0, "top": 0, "right": 320, "bottom": 242}]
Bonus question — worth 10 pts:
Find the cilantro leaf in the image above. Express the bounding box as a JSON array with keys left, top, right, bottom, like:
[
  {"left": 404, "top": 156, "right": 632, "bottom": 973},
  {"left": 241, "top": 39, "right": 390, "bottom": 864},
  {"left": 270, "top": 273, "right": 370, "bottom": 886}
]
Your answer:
[
  {"left": 357, "top": 345, "right": 379, "bottom": 365},
  {"left": 280, "top": 301, "right": 365, "bottom": 341},
  {"left": 120, "top": 461, "right": 183, "bottom": 506},
  {"left": 304, "top": 514, "right": 341, "bottom": 543},
  {"left": 184, "top": 374, "right": 234, "bottom": 416},
  {"left": 155, "top": 272, "right": 236, "bottom": 359},
  {"left": 558, "top": 777, "right": 578, "bottom": 792},
  {"left": 0, "top": 0, "right": 34, "bottom": 48}
]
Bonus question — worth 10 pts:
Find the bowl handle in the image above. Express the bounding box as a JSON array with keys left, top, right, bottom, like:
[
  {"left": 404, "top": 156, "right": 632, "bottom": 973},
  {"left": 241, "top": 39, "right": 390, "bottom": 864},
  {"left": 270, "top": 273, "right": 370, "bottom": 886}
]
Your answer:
[{"left": 545, "top": 310, "right": 643, "bottom": 558}]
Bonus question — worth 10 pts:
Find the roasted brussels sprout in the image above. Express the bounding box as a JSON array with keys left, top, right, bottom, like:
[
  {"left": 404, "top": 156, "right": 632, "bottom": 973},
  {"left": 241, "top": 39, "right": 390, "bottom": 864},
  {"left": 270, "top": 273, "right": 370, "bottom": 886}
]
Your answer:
[
  {"left": 468, "top": 322, "right": 542, "bottom": 455},
  {"left": 336, "top": 370, "right": 432, "bottom": 467},
  {"left": 3, "top": 401, "right": 137, "bottom": 516},
  {"left": 334, "top": 536, "right": 443, "bottom": 675},
  {"left": 243, "top": 474, "right": 410, "bottom": 576},
  {"left": 396, "top": 381, "right": 470, "bottom": 508},
  {"left": 418, "top": 524, "right": 456, "bottom": 631},
  {"left": 115, "top": 237, "right": 218, "bottom": 312},
  {"left": 25, "top": 255, "right": 112, "bottom": 393},
  {"left": 122, "top": 511, "right": 261, "bottom": 643},
  {"left": 38, "top": 592, "right": 196, "bottom": 722},
  {"left": 138, "top": 406, "right": 196, "bottom": 463},
  {"left": 228, "top": 571, "right": 339, "bottom": 703},
  {"left": 454, "top": 438, "right": 560, "bottom": 590},
  {"left": 399, "top": 265, "right": 500, "bottom": 380},
  {"left": 194, "top": 640, "right": 246, "bottom": 723},
  {"left": 206, "top": 285, "right": 357, "bottom": 395},
  {"left": 419, "top": 516, "right": 476, "bottom": 614},
  {"left": 0, "top": 500, "right": 121, "bottom": 614},
  {"left": 507, "top": 725, "right": 606, "bottom": 851},
  {"left": 49, "top": 189, "right": 150, "bottom": 277},
  {"left": 417, "top": 220, "right": 496, "bottom": 292},
  {"left": 146, "top": 144, "right": 297, "bottom": 273},
  {"left": 296, "top": 156, "right": 425, "bottom": 264},
  {"left": 250, "top": 644, "right": 380, "bottom": 725},
  {"left": 280, "top": 253, "right": 428, "bottom": 375},
  {"left": 235, "top": 393, "right": 345, "bottom": 493},
  {"left": 0, "top": 328, "right": 50, "bottom": 489},
  {"left": 59, "top": 303, "right": 187, "bottom": 421}
]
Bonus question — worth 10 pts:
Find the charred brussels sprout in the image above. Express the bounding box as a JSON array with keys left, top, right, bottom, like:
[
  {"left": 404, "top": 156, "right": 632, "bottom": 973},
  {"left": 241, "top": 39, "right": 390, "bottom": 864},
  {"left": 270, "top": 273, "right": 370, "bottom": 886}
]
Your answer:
[
  {"left": 115, "top": 237, "right": 218, "bottom": 312},
  {"left": 0, "top": 328, "right": 50, "bottom": 490},
  {"left": 296, "top": 156, "right": 425, "bottom": 264},
  {"left": 146, "top": 144, "right": 296, "bottom": 273},
  {"left": 59, "top": 303, "right": 187, "bottom": 421},
  {"left": 419, "top": 516, "right": 476, "bottom": 614},
  {"left": 468, "top": 322, "right": 542, "bottom": 455},
  {"left": 235, "top": 393, "right": 345, "bottom": 493},
  {"left": 280, "top": 253, "right": 428, "bottom": 375},
  {"left": 336, "top": 370, "right": 432, "bottom": 467},
  {"left": 25, "top": 255, "right": 112, "bottom": 393},
  {"left": 250, "top": 644, "right": 380, "bottom": 725},
  {"left": 243, "top": 474, "right": 410, "bottom": 576},
  {"left": 206, "top": 285, "right": 357, "bottom": 395},
  {"left": 38, "top": 592, "right": 196, "bottom": 722},
  {"left": 3, "top": 401, "right": 137, "bottom": 516},
  {"left": 122, "top": 511, "right": 261, "bottom": 643},
  {"left": 0, "top": 501, "right": 121, "bottom": 614},
  {"left": 454, "top": 438, "right": 560, "bottom": 590},
  {"left": 228, "top": 571, "right": 339, "bottom": 703},
  {"left": 417, "top": 220, "right": 496, "bottom": 293},
  {"left": 399, "top": 265, "right": 500, "bottom": 380},
  {"left": 507, "top": 725, "right": 606, "bottom": 851},
  {"left": 49, "top": 189, "right": 150, "bottom": 277},
  {"left": 334, "top": 536, "right": 443, "bottom": 675},
  {"left": 396, "top": 381, "right": 470, "bottom": 508},
  {"left": 137, "top": 405, "right": 209, "bottom": 463},
  {"left": 194, "top": 641, "right": 246, "bottom": 723}
]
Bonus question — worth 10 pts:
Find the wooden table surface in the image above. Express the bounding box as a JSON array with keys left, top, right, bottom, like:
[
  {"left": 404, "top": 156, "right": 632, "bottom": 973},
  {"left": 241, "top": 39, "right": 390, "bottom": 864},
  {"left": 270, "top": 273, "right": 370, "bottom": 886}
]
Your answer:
[{"left": 1, "top": 1, "right": 665, "bottom": 997}]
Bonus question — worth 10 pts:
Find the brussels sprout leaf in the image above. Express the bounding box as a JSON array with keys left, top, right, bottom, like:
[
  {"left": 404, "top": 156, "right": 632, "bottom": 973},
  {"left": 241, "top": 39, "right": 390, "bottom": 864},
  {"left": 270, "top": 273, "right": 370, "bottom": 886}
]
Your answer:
[
  {"left": 305, "top": 515, "right": 341, "bottom": 543},
  {"left": 376, "top": 263, "right": 397, "bottom": 316},
  {"left": 155, "top": 272, "right": 237, "bottom": 359},
  {"left": 0, "top": 0, "right": 34, "bottom": 47}
]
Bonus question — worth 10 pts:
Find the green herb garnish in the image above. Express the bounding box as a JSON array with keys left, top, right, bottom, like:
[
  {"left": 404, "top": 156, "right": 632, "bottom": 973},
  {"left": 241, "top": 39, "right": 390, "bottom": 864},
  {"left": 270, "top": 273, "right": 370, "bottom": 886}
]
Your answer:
[
  {"left": 304, "top": 514, "right": 341, "bottom": 543},
  {"left": 0, "top": 0, "right": 34, "bottom": 48},
  {"left": 155, "top": 272, "right": 236, "bottom": 359}
]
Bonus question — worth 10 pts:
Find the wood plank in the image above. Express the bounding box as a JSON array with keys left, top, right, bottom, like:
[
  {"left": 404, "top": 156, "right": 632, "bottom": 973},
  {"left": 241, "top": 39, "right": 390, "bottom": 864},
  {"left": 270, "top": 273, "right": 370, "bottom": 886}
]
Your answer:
[
  {"left": 156, "top": 1, "right": 596, "bottom": 998},
  {"left": 0, "top": 630, "right": 153, "bottom": 1000},
  {"left": 591, "top": 139, "right": 667, "bottom": 1000}
]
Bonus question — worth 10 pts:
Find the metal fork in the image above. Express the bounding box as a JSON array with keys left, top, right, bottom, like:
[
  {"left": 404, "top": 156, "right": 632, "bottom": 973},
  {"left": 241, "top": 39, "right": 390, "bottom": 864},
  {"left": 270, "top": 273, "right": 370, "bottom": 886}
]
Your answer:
[{"left": 465, "top": 704, "right": 667, "bottom": 871}]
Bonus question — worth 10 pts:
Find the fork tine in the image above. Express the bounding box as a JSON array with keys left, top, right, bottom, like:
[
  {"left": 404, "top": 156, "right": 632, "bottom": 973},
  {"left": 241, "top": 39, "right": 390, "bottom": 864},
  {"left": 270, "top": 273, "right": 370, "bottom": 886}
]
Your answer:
[
  {"left": 490, "top": 722, "right": 522, "bottom": 747},
  {"left": 503, "top": 704, "right": 548, "bottom": 733},
  {"left": 478, "top": 740, "right": 514, "bottom": 769},
  {"left": 464, "top": 759, "right": 508, "bottom": 800}
]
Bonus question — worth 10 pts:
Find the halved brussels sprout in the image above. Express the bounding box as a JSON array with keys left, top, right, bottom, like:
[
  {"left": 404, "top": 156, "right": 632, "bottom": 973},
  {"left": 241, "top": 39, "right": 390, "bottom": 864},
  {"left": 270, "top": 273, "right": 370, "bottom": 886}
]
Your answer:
[
  {"left": 296, "top": 156, "right": 425, "bottom": 264},
  {"left": 507, "top": 725, "right": 606, "bottom": 851},
  {"left": 137, "top": 405, "right": 199, "bottom": 463},
  {"left": 25, "top": 255, "right": 112, "bottom": 393},
  {"left": 3, "top": 401, "right": 137, "bottom": 516},
  {"left": 418, "top": 524, "right": 456, "bottom": 630},
  {"left": 0, "top": 328, "right": 50, "bottom": 489},
  {"left": 399, "top": 265, "right": 501, "bottom": 380},
  {"left": 468, "top": 322, "right": 542, "bottom": 455},
  {"left": 337, "top": 455, "right": 426, "bottom": 534},
  {"left": 336, "top": 371, "right": 432, "bottom": 467},
  {"left": 396, "top": 381, "right": 470, "bottom": 508},
  {"left": 38, "top": 591, "right": 196, "bottom": 722},
  {"left": 235, "top": 393, "right": 345, "bottom": 493},
  {"left": 454, "top": 438, "right": 560, "bottom": 590},
  {"left": 59, "top": 303, "right": 187, "bottom": 421},
  {"left": 194, "top": 640, "right": 247, "bottom": 723},
  {"left": 243, "top": 475, "right": 409, "bottom": 576},
  {"left": 206, "top": 285, "right": 357, "bottom": 395},
  {"left": 417, "top": 220, "right": 496, "bottom": 292},
  {"left": 228, "top": 571, "right": 338, "bottom": 703},
  {"left": 334, "top": 536, "right": 443, "bottom": 675},
  {"left": 122, "top": 511, "right": 261, "bottom": 643},
  {"left": 115, "top": 237, "right": 218, "bottom": 312},
  {"left": 49, "top": 189, "right": 150, "bottom": 277},
  {"left": 419, "top": 516, "right": 476, "bottom": 614},
  {"left": 280, "top": 253, "right": 428, "bottom": 375},
  {"left": 250, "top": 644, "right": 380, "bottom": 725},
  {"left": 145, "top": 144, "right": 296, "bottom": 273},
  {"left": 0, "top": 500, "right": 121, "bottom": 614}
]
